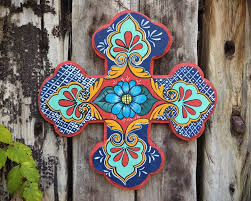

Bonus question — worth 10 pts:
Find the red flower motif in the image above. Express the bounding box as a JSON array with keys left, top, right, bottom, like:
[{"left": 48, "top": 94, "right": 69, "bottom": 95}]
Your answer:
[
  {"left": 58, "top": 88, "right": 81, "bottom": 118},
  {"left": 113, "top": 31, "right": 143, "bottom": 53},
  {"left": 178, "top": 87, "right": 202, "bottom": 118},
  {"left": 110, "top": 147, "right": 140, "bottom": 167}
]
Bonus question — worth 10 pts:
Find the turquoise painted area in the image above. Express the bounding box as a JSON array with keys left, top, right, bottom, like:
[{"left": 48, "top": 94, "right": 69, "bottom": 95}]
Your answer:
[
  {"left": 47, "top": 84, "right": 83, "bottom": 121},
  {"left": 172, "top": 82, "right": 211, "bottom": 125},
  {"left": 106, "top": 140, "right": 145, "bottom": 179},
  {"left": 110, "top": 16, "right": 149, "bottom": 59}
]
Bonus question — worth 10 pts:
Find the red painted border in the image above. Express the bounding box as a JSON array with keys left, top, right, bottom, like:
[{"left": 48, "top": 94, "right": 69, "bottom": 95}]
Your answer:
[{"left": 38, "top": 11, "right": 217, "bottom": 190}]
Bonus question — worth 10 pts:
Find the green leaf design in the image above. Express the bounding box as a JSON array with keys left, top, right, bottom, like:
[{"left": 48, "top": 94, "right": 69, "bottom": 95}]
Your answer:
[
  {"left": 0, "top": 125, "right": 13, "bottom": 144},
  {"left": 7, "top": 165, "right": 23, "bottom": 194},
  {"left": 20, "top": 162, "right": 40, "bottom": 183},
  {"left": 0, "top": 149, "right": 7, "bottom": 169},
  {"left": 21, "top": 181, "right": 42, "bottom": 201},
  {"left": 138, "top": 86, "right": 158, "bottom": 116},
  {"left": 6, "top": 142, "right": 36, "bottom": 165},
  {"left": 93, "top": 87, "right": 115, "bottom": 113}
]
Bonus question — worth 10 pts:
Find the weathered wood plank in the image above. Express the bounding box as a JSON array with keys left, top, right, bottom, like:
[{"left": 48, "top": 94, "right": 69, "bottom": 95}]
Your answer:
[
  {"left": 71, "top": 1, "right": 138, "bottom": 200},
  {"left": 136, "top": 1, "right": 198, "bottom": 201},
  {"left": 72, "top": 0, "right": 199, "bottom": 200},
  {"left": 201, "top": 0, "right": 250, "bottom": 200},
  {"left": 42, "top": 1, "right": 69, "bottom": 200},
  {"left": 0, "top": 0, "right": 69, "bottom": 200}
]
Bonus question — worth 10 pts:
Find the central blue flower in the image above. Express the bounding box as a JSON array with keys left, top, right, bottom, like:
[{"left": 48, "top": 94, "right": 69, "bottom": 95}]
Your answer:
[{"left": 105, "top": 81, "right": 147, "bottom": 119}]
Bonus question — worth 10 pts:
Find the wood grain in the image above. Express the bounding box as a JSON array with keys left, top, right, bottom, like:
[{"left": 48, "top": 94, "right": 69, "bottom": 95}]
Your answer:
[
  {"left": 0, "top": 0, "right": 68, "bottom": 200},
  {"left": 71, "top": 1, "right": 137, "bottom": 201},
  {"left": 201, "top": 0, "right": 251, "bottom": 201},
  {"left": 137, "top": 1, "right": 198, "bottom": 201},
  {"left": 71, "top": 0, "right": 198, "bottom": 201}
]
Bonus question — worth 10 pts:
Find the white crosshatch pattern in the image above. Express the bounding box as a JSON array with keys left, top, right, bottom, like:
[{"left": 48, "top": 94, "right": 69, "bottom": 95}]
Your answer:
[
  {"left": 40, "top": 64, "right": 98, "bottom": 135},
  {"left": 154, "top": 66, "right": 216, "bottom": 138}
]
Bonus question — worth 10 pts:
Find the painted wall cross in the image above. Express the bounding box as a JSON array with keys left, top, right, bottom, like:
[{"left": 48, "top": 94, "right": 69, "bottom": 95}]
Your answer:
[{"left": 39, "top": 11, "right": 217, "bottom": 189}]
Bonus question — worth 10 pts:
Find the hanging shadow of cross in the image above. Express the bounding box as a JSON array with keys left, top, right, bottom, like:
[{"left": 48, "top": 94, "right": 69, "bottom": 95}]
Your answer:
[{"left": 39, "top": 11, "right": 217, "bottom": 189}]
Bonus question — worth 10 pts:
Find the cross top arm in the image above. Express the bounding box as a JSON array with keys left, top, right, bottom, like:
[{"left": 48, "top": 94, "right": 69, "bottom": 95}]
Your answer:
[{"left": 92, "top": 11, "right": 172, "bottom": 78}]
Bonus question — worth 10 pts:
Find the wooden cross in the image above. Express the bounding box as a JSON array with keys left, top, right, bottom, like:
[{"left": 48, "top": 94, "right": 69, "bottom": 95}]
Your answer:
[{"left": 39, "top": 11, "right": 217, "bottom": 189}]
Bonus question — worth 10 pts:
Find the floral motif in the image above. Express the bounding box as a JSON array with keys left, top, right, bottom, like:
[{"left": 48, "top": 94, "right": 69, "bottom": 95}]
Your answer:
[
  {"left": 46, "top": 82, "right": 85, "bottom": 122},
  {"left": 94, "top": 81, "right": 158, "bottom": 119},
  {"left": 107, "top": 15, "right": 151, "bottom": 63},
  {"left": 114, "top": 31, "right": 143, "bottom": 54},
  {"left": 151, "top": 79, "right": 212, "bottom": 125},
  {"left": 103, "top": 120, "right": 148, "bottom": 182},
  {"left": 105, "top": 139, "right": 146, "bottom": 182},
  {"left": 171, "top": 81, "right": 211, "bottom": 125},
  {"left": 46, "top": 80, "right": 103, "bottom": 122},
  {"left": 106, "top": 81, "right": 146, "bottom": 119},
  {"left": 104, "top": 15, "right": 155, "bottom": 78}
]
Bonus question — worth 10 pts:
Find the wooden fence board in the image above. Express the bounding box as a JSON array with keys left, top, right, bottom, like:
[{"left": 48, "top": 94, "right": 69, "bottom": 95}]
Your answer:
[
  {"left": 0, "top": 0, "right": 68, "bottom": 200},
  {"left": 201, "top": 0, "right": 251, "bottom": 201},
  {"left": 71, "top": 1, "right": 137, "bottom": 201},
  {"left": 137, "top": 1, "right": 198, "bottom": 201},
  {"left": 71, "top": 0, "right": 199, "bottom": 201}
]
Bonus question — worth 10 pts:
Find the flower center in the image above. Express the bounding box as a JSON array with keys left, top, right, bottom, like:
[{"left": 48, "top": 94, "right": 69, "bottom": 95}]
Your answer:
[{"left": 121, "top": 94, "right": 132, "bottom": 105}]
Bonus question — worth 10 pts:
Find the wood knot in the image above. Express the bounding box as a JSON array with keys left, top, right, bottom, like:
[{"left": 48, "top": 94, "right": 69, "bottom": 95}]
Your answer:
[
  {"left": 224, "top": 41, "right": 235, "bottom": 58},
  {"left": 229, "top": 183, "right": 235, "bottom": 195},
  {"left": 231, "top": 109, "right": 246, "bottom": 135},
  {"left": 34, "top": 121, "right": 43, "bottom": 136}
]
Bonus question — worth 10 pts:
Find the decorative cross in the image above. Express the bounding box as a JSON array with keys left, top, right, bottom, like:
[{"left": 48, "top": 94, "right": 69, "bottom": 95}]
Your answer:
[{"left": 39, "top": 11, "right": 217, "bottom": 189}]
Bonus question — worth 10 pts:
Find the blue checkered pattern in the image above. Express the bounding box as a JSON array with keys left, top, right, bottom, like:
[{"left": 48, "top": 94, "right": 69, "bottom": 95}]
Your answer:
[
  {"left": 154, "top": 66, "right": 216, "bottom": 138},
  {"left": 40, "top": 64, "right": 99, "bottom": 135}
]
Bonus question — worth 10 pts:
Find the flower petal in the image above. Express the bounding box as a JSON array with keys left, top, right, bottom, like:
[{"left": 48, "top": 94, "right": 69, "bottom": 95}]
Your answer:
[
  {"left": 128, "top": 149, "right": 138, "bottom": 159},
  {"left": 75, "top": 105, "right": 81, "bottom": 118},
  {"left": 114, "top": 86, "right": 123, "bottom": 96},
  {"left": 129, "top": 80, "right": 136, "bottom": 88},
  {"left": 122, "top": 105, "right": 130, "bottom": 118},
  {"left": 63, "top": 91, "right": 74, "bottom": 100},
  {"left": 130, "top": 110, "right": 135, "bottom": 118},
  {"left": 66, "top": 106, "right": 75, "bottom": 116},
  {"left": 130, "top": 102, "right": 141, "bottom": 114},
  {"left": 59, "top": 99, "right": 75, "bottom": 107},
  {"left": 129, "top": 86, "right": 141, "bottom": 96},
  {"left": 114, "top": 150, "right": 124, "bottom": 162},
  {"left": 117, "top": 111, "right": 124, "bottom": 119},
  {"left": 111, "top": 148, "right": 122, "bottom": 153},
  {"left": 118, "top": 81, "right": 123, "bottom": 86},
  {"left": 112, "top": 103, "right": 123, "bottom": 115},
  {"left": 122, "top": 150, "right": 129, "bottom": 167},
  {"left": 122, "top": 82, "right": 130, "bottom": 93},
  {"left": 133, "top": 94, "right": 147, "bottom": 104},
  {"left": 105, "top": 93, "right": 120, "bottom": 103}
]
